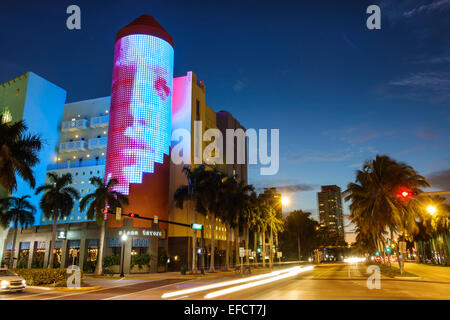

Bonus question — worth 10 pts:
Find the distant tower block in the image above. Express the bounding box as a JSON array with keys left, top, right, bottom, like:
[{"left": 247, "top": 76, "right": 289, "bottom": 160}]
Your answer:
[{"left": 105, "top": 15, "right": 174, "bottom": 228}]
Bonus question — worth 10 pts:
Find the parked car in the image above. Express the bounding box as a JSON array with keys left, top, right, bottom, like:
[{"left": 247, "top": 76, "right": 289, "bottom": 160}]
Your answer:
[{"left": 0, "top": 268, "right": 26, "bottom": 292}]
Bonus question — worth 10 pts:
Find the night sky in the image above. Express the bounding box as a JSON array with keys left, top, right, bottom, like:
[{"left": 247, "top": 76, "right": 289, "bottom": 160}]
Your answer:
[{"left": 1, "top": 1, "right": 449, "bottom": 241}]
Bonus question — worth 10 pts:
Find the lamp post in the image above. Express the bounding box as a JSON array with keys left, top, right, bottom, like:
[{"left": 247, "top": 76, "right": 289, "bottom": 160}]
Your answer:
[{"left": 120, "top": 233, "right": 127, "bottom": 277}]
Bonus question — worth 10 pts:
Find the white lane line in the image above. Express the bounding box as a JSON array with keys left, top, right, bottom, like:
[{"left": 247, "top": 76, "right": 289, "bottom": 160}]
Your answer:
[
  {"left": 204, "top": 266, "right": 314, "bottom": 299},
  {"left": 161, "top": 266, "right": 308, "bottom": 299},
  {"left": 102, "top": 279, "right": 192, "bottom": 300},
  {"left": 40, "top": 280, "right": 149, "bottom": 300}
]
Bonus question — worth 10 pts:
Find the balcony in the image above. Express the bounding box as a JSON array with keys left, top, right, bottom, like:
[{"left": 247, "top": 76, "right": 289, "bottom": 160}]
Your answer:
[
  {"left": 47, "top": 158, "right": 106, "bottom": 170},
  {"left": 59, "top": 140, "right": 87, "bottom": 152},
  {"left": 62, "top": 119, "right": 88, "bottom": 132},
  {"left": 88, "top": 137, "right": 107, "bottom": 149},
  {"left": 90, "top": 115, "right": 109, "bottom": 128}
]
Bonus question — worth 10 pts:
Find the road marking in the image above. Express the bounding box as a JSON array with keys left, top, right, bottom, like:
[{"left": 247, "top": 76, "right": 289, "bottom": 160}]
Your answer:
[
  {"left": 7, "top": 291, "right": 54, "bottom": 300},
  {"left": 40, "top": 280, "right": 151, "bottom": 300},
  {"left": 102, "top": 279, "right": 192, "bottom": 300}
]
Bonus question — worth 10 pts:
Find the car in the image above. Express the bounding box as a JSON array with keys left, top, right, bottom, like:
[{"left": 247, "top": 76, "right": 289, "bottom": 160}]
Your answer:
[{"left": 0, "top": 268, "right": 26, "bottom": 292}]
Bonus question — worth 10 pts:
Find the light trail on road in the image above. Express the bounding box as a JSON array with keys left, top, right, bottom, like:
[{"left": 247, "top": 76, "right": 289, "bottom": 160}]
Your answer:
[
  {"left": 161, "top": 265, "right": 312, "bottom": 298},
  {"left": 204, "top": 266, "right": 314, "bottom": 299}
]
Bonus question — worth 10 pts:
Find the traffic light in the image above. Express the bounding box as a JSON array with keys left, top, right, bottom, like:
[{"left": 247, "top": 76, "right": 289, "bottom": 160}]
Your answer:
[
  {"left": 386, "top": 247, "right": 392, "bottom": 253},
  {"left": 103, "top": 208, "right": 109, "bottom": 220},
  {"left": 128, "top": 213, "right": 140, "bottom": 218},
  {"left": 115, "top": 207, "right": 122, "bottom": 221}
]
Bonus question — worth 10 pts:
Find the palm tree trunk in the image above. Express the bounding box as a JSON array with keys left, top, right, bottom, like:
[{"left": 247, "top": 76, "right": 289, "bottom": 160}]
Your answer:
[
  {"left": 253, "top": 230, "right": 257, "bottom": 265},
  {"left": 245, "top": 226, "right": 249, "bottom": 266},
  {"left": 235, "top": 220, "right": 240, "bottom": 267},
  {"left": 94, "top": 221, "right": 106, "bottom": 275},
  {"left": 209, "top": 212, "right": 215, "bottom": 272},
  {"left": 192, "top": 204, "right": 197, "bottom": 272},
  {"left": 262, "top": 228, "right": 266, "bottom": 268},
  {"left": 225, "top": 224, "right": 230, "bottom": 270},
  {"left": 9, "top": 221, "right": 18, "bottom": 269},
  {"left": 48, "top": 213, "right": 58, "bottom": 268},
  {"left": 442, "top": 234, "right": 450, "bottom": 266},
  {"left": 269, "top": 226, "right": 273, "bottom": 268}
]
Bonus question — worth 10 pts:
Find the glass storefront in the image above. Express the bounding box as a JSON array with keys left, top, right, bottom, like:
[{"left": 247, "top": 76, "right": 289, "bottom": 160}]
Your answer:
[
  {"left": 17, "top": 242, "right": 30, "bottom": 268},
  {"left": 52, "top": 241, "right": 63, "bottom": 268},
  {"left": 67, "top": 240, "right": 80, "bottom": 267},
  {"left": 85, "top": 239, "right": 99, "bottom": 272},
  {"left": 32, "top": 241, "right": 46, "bottom": 268}
]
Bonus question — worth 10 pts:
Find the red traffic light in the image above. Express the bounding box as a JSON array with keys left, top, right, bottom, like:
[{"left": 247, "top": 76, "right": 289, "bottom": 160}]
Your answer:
[
  {"left": 401, "top": 191, "right": 410, "bottom": 198},
  {"left": 102, "top": 209, "right": 109, "bottom": 214},
  {"left": 129, "top": 213, "right": 140, "bottom": 218}
]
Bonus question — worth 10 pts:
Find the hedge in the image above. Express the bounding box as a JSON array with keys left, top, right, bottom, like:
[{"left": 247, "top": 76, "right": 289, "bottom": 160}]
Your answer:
[{"left": 13, "top": 268, "right": 84, "bottom": 287}]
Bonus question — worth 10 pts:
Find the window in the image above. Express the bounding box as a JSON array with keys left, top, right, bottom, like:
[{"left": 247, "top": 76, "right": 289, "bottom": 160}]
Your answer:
[{"left": 196, "top": 100, "right": 200, "bottom": 120}]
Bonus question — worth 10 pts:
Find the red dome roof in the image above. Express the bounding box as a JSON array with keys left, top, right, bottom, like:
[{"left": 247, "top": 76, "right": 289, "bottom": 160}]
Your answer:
[{"left": 115, "top": 14, "right": 174, "bottom": 47}]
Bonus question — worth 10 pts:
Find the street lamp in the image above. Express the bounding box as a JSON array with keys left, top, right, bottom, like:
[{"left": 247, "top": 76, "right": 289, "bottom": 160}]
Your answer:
[
  {"left": 426, "top": 205, "right": 437, "bottom": 215},
  {"left": 120, "top": 233, "right": 127, "bottom": 277},
  {"left": 281, "top": 196, "right": 290, "bottom": 206}
]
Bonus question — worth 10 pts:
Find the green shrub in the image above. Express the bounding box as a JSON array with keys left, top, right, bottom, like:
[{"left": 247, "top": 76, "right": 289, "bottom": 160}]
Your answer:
[
  {"left": 131, "top": 253, "right": 151, "bottom": 269},
  {"left": 103, "top": 255, "right": 120, "bottom": 267},
  {"left": 13, "top": 268, "right": 84, "bottom": 287}
]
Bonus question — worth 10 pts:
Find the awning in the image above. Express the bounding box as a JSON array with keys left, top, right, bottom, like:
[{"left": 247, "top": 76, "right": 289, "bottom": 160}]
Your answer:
[
  {"left": 87, "top": 239, "right": 99, "bottom": 247},
  {"left": 107, "top": 238, "right": 121, "bottom": 248},
  {"left": 132, "top": 238, "right": 149, "bottom": 248},
  {"left": 54, "top": 241, "right": 63, "bottom": 249},
  {"left": 68, "top": 240, "right": 80, "bottom": 248},
  {"left": 19, "top": 242, "right": 30, "bottom": 250}
]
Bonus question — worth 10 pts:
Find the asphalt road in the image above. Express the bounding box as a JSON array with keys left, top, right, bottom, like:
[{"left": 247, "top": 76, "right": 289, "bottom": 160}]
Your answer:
[{"left": 2, "top": 263, "right": 450, "bottom": 300}]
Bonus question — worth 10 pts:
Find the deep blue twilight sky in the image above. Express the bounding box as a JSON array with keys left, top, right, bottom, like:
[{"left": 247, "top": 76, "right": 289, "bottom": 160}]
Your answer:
[{"left": 1, "top": 1, "right": 449, "bottom": 241}]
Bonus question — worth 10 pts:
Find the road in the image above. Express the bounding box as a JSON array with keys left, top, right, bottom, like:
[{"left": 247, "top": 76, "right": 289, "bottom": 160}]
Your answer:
[{"left": 2, "top": 263, "right": 450, "bottom": 300}]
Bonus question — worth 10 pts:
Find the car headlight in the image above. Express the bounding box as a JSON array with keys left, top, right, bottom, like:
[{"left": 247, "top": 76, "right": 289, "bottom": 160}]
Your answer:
[
  {"left": 22, "top": 280, "right": 26, "bottom": 285},
  {"left": 1, "top": 280, "right": 9, "bottom": 288}
]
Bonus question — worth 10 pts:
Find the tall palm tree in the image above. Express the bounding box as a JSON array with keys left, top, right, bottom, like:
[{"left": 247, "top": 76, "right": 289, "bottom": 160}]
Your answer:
[
  {"left": 174, "top": 165, "right": 208, "bottom": 272},
  {"left": 35, "top": 173, "right": 79, "bottom": 268},
  {"left": 201, "top": 167, "right": 226, "bottom": 272},
  {"left": 344, "top": 155, "right": 430, "bottom": 268},
  {"left": 266, "top": 202, "right": 284, "bottom": 267},
  {"left": 0, "top": 120, "right": 42, "bottom": 192},
  {"left": 80, "top": 177, "right": 128, "bottom": 275},
  {"left": 0, "top": 195, "right": 35, "bottom": 268}
]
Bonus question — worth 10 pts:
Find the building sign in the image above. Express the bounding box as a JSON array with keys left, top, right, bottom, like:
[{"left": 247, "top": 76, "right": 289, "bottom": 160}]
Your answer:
[{"left": 119, "top": 229, "right": 163, "bottom": 237}]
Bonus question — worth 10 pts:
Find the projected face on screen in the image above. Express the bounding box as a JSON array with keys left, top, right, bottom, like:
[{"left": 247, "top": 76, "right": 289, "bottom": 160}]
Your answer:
[{"left": 105, "top": 34, "right": 173, "bottom": 195}]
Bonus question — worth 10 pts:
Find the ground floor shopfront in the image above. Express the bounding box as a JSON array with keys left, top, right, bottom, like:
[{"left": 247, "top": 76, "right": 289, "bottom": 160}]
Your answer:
[
  {"left": 0, "top": 220, "right": 239, "bottom": 273},
  {"left": 0, "top": 219, "right": 165, "bottom": 274}
]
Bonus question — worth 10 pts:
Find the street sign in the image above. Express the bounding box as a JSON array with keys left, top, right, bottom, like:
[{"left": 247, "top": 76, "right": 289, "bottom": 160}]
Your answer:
[
  {"left": 191, "top": 223, "right": 203, "bottom": 230},
  {"left": 115, "top": 207, "right": 122, "bottom": 221},
  {"left": 277, "top": 251, "right": 282, "bottom": 258},
  {"left": 239, "top": 247, "right": 245, "bottom": 257},
  {"left": 399, "top": 241, "right": 407, "bottom": 253},
  {"left": 154, "top": 215, "right": 158, "bottom": 224}
]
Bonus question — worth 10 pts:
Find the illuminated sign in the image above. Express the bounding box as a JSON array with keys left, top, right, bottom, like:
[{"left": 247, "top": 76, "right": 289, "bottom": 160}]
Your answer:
[
  {"left": 105, "top": 34, "right": 174, "bottom": 195},
  {"left": 119, "top": 229, "right": 163, "bottom": 237},
  {"left": 191, "top": 223, "right": 203, "bottom": 230}
]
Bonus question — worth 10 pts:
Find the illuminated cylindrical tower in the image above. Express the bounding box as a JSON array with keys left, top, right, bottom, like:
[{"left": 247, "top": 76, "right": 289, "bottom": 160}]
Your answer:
[{"left": 105, "top": 15, "right": 174, "bottom": 228}]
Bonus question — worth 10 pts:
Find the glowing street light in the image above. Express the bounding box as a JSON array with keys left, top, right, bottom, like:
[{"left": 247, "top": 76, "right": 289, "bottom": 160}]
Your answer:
[
  {"left": 426, "top": 205, "right": 437, "bottom": 215},
  {"left": 281, "top": 196, "right": 290, "bottom": 206}
]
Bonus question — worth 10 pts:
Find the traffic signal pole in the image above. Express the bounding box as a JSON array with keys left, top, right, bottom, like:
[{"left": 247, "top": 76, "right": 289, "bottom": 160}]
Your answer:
[{"left": 107, "top": 211, "right": 205, "bottom": 274}]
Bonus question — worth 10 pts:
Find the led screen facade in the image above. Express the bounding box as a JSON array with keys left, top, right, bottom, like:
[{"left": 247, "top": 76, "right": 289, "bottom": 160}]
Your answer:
[{"left": 105, "top": 34, "right": 174, "bottom": 195}]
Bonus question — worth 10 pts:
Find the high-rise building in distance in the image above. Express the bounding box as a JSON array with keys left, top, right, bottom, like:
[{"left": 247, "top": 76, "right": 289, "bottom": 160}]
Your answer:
[{"left": 317, "top": 185, "right": 345, "bottom": 243}]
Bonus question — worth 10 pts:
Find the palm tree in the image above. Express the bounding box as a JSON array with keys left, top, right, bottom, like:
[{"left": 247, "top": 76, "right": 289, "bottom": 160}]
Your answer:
[
  {"left": 201, "top": 167, "right": 226, "bottom": 272},
  {"left": 0, "top": 120, "right": 42, "bottom": 192},
  {"left": 265, "top": 202, "right": 284, "bottom": 267},
  {"left": 35, "top": 173, "right": 79, "bottom": 268},
  {"left": 80, "top": 177, "right": 128, "bottom": 275},
  {"left": 174, "top": 165, "right": 208, "bottom": 272},
  {"left": 0, "top": 195, "right": 35, "bottom": 268},
  {"left": 344, "top": 155, "right": 430, "bottom": 269}
]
